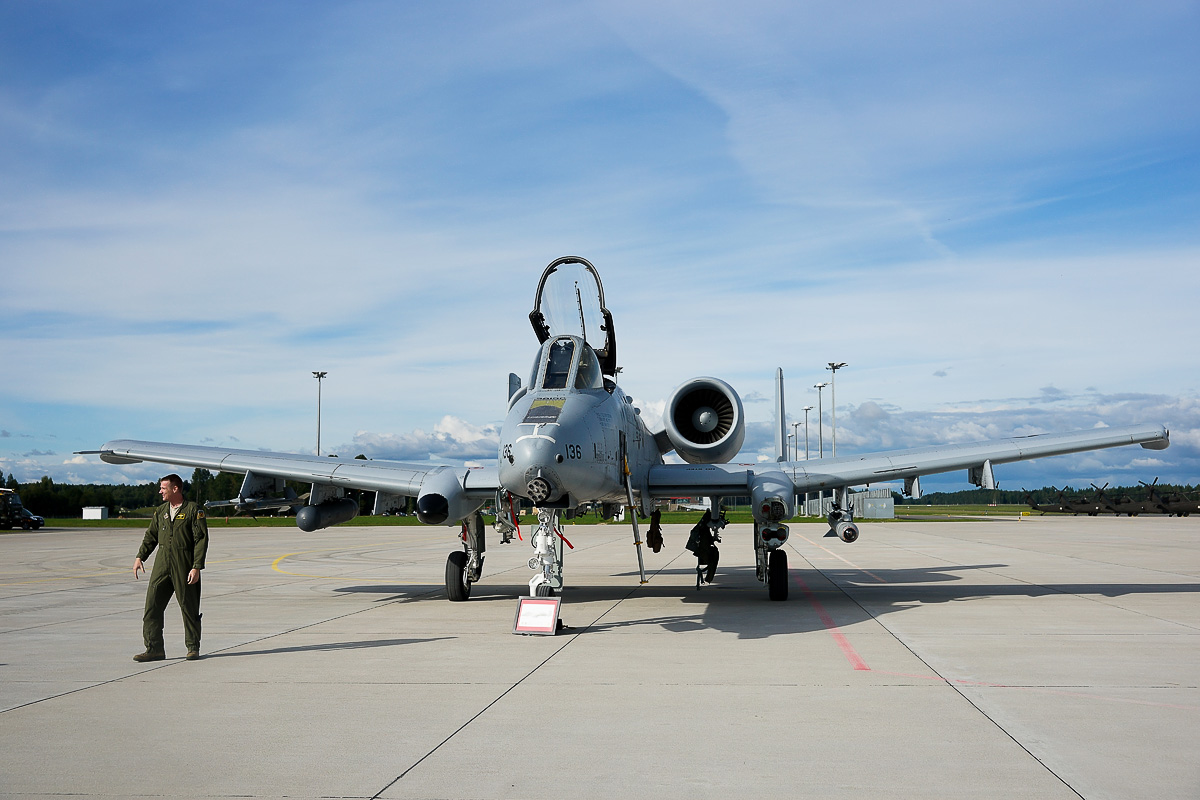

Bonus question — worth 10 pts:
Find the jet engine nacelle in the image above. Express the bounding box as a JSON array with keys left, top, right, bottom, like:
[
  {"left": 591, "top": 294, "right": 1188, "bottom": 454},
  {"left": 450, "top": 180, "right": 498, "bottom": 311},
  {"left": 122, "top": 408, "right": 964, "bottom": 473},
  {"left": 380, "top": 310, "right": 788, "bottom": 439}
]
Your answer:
[
  {"left": 416, "top": 467, "right": 481, "bottom": 526},
  {"left": 296, "top": 498, "right": 359, "bottom": 532},
  {"left": 663, "top": 377, "right": 746, "bottom": 464}
]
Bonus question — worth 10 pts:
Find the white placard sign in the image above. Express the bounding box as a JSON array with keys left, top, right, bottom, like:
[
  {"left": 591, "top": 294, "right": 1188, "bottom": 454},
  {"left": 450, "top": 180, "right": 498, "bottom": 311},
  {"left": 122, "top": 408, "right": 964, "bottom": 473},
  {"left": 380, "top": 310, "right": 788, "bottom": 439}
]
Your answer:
[{"left": 513, "top": 596, "right": 561, "bottom": 635}]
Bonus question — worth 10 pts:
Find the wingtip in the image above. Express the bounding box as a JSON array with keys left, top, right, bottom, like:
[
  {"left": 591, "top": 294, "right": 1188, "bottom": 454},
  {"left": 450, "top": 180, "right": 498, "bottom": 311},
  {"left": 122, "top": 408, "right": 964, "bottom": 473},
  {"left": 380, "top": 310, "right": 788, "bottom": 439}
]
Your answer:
[
  {"left": 74, "top": 447, "right": 143, "bottom": 464},
  {"left": 1140, "top": 426, "right": 1170, "bottom": 450}
]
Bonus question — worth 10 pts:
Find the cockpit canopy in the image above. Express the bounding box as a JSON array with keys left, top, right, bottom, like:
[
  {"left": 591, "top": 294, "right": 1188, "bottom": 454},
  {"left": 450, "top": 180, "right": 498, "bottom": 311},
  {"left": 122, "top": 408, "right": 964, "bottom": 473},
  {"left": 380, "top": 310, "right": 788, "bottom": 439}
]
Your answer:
[
  {"left": 529, "top": 256, "right": 617, "bottom": 380},
  {"left": 531, "top": 335, "right": 605, "bottom": 392}
]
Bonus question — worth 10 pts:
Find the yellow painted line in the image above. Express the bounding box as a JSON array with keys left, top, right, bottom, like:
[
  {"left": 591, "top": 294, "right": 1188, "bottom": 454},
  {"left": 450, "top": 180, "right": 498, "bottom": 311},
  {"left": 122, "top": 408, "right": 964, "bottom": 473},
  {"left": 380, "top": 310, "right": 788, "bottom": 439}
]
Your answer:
[
  {"left": 269, "top": 536, "right": 450, "bottom": 581},
  {"left": 0, "top": 535, "right": 451, "bottom": 586},
  {"left": 0, "top": 553, "right": 321, "bottom": 586},
  {"left": 0, "top": 570, "right": 129, "bottom": 586},
  {"left": 269, "top": 556, "right": 401, "bottom": 581}
]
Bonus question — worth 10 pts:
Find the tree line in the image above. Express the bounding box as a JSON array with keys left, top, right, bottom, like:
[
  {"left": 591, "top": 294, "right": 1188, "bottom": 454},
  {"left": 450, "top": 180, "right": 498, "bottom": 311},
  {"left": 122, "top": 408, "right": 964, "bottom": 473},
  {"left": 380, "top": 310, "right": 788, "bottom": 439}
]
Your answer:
[
  {"left": 3, "top": 466, "right": 1193, "bottom": 517},
  {"left": 0, "top": 469, "right": 335, "bottom": 518},
  {"left": 896, "top": 484, "right": 1198, "bottom": 505}
]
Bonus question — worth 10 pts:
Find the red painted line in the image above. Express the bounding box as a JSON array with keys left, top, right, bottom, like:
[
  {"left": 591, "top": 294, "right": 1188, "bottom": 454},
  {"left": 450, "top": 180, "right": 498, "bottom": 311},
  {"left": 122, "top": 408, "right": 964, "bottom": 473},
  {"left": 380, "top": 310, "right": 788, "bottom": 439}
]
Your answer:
[{"left": 791, "top": 568, "right": 870, "bottom": 671}]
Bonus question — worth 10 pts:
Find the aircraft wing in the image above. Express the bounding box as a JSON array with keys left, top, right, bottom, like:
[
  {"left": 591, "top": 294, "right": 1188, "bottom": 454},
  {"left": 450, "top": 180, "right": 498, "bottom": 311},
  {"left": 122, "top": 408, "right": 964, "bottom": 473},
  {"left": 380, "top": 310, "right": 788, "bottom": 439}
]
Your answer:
[
  {"left": 96, "top": 439, "right": 500, "bottom": 499},
  {"left": 646, "top": 423, "right": 1170, "bottom": 498}
]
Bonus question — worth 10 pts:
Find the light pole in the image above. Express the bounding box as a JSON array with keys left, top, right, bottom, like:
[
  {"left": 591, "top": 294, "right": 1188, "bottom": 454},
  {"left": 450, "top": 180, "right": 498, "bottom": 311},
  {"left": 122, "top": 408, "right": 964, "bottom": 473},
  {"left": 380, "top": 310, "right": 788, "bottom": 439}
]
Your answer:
[
  {"left": 791, "top": 422, "right": 801, "bottom": 461},
  {"left": 814, "top": 383, "right": 828, "bottom": 458},
  {"left": 312, "top": 371, "right": 327, "bottom": 456},
  {"left": 801, "top": 406, "right": 813, "bottom": 514},
  {"left": 826, "top": 362, "right": 847, "bottom": 457}
]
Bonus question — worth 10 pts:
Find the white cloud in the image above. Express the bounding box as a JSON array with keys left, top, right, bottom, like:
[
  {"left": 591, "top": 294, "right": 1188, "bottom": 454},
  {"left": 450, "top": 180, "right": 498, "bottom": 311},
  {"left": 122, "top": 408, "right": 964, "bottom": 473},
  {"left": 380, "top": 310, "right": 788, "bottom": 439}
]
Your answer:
[
  {"left": 2, "top": 2, "right": 1197, "bottom": 492},
  {"left": 638, "top": 399, "right": 666, "bottom": 432},
  {"left": 343, "top": 416, "right": 500, "bottom": 462}
]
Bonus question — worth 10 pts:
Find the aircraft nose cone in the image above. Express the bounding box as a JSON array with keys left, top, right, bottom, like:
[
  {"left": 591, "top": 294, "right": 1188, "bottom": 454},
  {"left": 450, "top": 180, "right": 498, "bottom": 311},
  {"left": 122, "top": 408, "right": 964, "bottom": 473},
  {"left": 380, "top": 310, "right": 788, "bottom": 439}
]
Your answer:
[
  {"left": 503, "top": 435, "right": 565, "bottom": 503},
  {"left": 416, "top": 493, "right": 449, "bottom": 525}
]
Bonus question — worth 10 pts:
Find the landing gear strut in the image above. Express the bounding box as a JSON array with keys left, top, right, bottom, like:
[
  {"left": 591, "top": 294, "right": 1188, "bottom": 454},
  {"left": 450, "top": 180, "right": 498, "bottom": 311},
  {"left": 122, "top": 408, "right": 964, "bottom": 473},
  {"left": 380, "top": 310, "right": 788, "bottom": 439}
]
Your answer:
[
  {"left": 445, "top": 512, "right": 486, "bottom": 602},
  {"left": 528, "top": 509, "right": 566, "bottom": 596},
  {"left": 754, "top": 521, "right": 790, "bottom": 601},
  {"left": 494, "top": 490, "right": 520, "bottom": 544}
]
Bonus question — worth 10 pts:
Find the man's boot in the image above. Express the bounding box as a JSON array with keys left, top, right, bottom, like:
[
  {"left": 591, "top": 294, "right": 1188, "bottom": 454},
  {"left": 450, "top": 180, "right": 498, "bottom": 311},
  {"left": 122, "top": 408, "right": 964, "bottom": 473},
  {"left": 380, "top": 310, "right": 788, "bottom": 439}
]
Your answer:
[
  {"left": 133, "top": 649, "right": 166, "bottom": 662},
  {"left": 185, "top": 614, "right": 201, "bottom": 660}
]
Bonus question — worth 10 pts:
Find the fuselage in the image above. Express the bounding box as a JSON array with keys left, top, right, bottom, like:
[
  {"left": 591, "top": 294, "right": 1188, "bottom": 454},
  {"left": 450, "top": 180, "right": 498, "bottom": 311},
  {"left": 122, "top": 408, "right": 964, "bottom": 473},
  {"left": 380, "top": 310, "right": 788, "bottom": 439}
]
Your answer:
[{"left": 498, "top": 335, "right": 661, "bottom": 508}]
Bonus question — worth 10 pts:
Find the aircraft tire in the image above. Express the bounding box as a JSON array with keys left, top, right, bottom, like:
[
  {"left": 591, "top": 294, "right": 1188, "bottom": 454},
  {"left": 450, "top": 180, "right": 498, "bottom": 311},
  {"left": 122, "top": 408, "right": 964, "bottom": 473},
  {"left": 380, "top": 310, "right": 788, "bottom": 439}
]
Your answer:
[
  {"left": 445, "top": 551, "right": 471, "bottom": 602},
  {"left": 535, "top": 583, "right": 555, "bottom": 597},
  {"left": 767, "top": 549, "right": 789, "bottom": 601}
]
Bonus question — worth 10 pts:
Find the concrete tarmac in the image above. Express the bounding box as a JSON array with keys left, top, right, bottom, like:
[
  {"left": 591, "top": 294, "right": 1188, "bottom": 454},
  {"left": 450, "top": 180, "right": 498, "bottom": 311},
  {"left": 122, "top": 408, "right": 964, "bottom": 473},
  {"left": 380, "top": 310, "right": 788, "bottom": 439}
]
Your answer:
[{"left": 1, "top": 516, "right": 1197, "bottom": 799}]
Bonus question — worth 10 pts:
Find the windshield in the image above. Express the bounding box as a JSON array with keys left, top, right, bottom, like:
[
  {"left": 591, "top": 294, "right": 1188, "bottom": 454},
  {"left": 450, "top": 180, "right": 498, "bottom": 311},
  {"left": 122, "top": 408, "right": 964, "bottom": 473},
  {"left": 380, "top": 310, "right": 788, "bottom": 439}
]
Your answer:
[
  {"left": 575, "top": 344, "right": 603, "bottom": 390},
  {"left": 541, "top": 339, "right": 576, "bottom": 389}
]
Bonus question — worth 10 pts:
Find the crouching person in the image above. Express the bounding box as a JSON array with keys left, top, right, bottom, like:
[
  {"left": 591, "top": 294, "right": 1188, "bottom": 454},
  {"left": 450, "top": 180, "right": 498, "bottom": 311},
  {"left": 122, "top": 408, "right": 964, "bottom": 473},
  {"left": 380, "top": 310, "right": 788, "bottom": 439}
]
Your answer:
[{"left": 685, "top": 510, "right": 720, "bottom": 585}]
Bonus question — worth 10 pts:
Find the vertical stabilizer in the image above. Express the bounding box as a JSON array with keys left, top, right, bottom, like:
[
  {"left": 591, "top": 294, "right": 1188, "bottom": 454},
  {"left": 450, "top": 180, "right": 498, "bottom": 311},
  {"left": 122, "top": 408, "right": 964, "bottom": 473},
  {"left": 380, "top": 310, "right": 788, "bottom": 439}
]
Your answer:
[{"left": 775, "top": 368, "right": 787, "bottom": 462}]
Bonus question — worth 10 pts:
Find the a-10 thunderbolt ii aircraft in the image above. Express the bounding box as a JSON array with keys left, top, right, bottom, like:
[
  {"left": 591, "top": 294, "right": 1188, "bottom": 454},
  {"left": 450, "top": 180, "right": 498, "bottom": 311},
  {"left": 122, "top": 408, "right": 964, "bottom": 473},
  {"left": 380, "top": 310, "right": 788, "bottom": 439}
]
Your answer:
[{"left": 91, "top": 256, "right": 1171, "bottom": 602}]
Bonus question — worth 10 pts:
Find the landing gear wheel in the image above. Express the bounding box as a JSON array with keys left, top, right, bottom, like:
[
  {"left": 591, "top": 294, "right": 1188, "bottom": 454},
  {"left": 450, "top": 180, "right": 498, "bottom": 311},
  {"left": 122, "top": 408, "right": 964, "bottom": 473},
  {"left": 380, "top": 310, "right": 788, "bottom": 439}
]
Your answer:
[
  {"left": 535, "top": 583, "right": 556, "bottom": 597},
  {"left": 767, "top": 549, "right": 789, "bottom": 601},
  {"left": 445, "top": 550, "right": 471, "bottom": 602}
]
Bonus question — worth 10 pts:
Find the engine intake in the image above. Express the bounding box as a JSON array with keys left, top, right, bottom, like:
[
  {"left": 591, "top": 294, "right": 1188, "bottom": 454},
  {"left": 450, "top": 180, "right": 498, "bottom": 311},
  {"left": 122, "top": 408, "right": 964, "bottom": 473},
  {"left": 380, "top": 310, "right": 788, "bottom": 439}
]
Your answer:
[
  {"left": 416, "top": 467, "right": 483, "bottom": 526},
  {"left": 663, "top": 377, "right": 746, "bottom": 464}
]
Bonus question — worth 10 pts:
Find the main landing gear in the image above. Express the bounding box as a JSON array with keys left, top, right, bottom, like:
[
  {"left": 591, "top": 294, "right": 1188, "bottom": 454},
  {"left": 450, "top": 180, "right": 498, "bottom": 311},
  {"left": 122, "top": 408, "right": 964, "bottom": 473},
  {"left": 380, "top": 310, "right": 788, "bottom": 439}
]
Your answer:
[
  {"left": 754, "top": 522, "right": 790, "bottom": 601},
  {"left": 445, "top": 512, "right": 486, "bottom": 602}
]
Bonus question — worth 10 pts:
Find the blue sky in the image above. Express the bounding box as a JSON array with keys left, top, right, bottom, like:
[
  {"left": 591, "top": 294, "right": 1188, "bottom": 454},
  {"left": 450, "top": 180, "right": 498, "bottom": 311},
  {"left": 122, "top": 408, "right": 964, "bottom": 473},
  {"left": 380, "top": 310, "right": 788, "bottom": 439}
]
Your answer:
[{"left": 2, "top": 0, "right": 1198, "bottom": 493}]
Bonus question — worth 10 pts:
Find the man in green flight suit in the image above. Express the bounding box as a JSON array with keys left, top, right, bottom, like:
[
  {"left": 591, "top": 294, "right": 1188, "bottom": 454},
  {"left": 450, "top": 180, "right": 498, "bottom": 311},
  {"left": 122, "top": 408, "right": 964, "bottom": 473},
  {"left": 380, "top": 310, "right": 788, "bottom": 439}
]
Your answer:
[{"left": 132, "top": 473, "right": 209, "bottom": 662}]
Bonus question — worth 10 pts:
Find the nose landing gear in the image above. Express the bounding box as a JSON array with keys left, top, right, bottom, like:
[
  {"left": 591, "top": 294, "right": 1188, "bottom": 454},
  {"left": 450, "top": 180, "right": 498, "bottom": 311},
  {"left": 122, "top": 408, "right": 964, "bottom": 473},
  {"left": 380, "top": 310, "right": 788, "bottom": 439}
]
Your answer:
[{"left": 528, "top": 509, "right": 567, "bottom": 596}]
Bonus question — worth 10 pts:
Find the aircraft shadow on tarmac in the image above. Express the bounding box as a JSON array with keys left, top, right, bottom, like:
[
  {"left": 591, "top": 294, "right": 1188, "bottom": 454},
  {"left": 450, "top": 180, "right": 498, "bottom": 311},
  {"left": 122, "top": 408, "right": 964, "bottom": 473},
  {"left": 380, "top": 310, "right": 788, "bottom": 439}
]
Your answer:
[
  {"left": 329, "top": 564, "right": 1200, "bottom": 640},
  {"left": 204, "top": 637, "right": 454, "bottom": 659}
]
